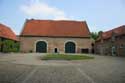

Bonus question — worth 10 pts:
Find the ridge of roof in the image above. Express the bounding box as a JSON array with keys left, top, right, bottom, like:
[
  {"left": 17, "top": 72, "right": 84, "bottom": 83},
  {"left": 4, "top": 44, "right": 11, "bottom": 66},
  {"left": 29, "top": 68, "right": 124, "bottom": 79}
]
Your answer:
[
  {"left": 104, "top": 25, "right": 125, "bottom": 33},
  {"left": 26, "top": 19, "right": 85, "bottom": 23}
]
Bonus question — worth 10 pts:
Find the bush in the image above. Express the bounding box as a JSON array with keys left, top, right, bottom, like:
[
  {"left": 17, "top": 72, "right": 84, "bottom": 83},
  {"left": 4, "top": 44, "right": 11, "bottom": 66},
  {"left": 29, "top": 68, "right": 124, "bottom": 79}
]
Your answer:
[
  {"left": 0, "top": 41, "right": 2, "bottom": 50},
  {"left": 2, "top": 40, "right": 20, "bottom": 53}
]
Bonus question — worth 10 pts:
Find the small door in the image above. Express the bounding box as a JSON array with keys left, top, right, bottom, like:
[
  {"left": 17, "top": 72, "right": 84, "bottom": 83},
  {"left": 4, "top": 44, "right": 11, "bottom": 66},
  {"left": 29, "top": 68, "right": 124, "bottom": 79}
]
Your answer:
[
  {"left": 65, "top": 42, "right": 76, "bottom": 53},
  {"left": 36, "top": 41, "right": 47, "bottom": 53},
  {"left": 54, "top": 48, "right": 58, "bottom": 53},
  {"left": 112, "top": 46, "right": 116, "bottom": 56}
]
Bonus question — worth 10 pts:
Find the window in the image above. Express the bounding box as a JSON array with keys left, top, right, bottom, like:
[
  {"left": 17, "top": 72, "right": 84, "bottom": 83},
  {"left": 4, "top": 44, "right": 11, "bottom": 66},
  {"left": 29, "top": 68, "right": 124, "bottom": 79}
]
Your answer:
[
  {"left": 120, "top": 44, "right": 125, "bottom": 48},
  {"left": 81, "top": 49, "right": 89, "bottom": 53}
]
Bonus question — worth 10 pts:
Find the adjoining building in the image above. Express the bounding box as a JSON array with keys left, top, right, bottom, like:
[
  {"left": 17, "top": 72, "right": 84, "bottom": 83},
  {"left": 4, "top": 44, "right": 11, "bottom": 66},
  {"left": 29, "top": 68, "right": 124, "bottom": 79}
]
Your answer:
[
  {"left": 95, "top": 25, "right": 125, "bottom": 56},
  {"left": 0, "top": 23, "right": 18, "bottom": 52},
  {"left": 20, "top": 19, "right": 92, "bottom": 53}
]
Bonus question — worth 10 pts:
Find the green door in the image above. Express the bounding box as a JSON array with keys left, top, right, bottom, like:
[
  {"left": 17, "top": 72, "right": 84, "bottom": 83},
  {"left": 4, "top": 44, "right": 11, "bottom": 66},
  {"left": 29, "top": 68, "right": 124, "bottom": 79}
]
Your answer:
[
  {"left": 36, "top": 41, "right": 47, "bottom": 53},
  {"left": 65, "top": 42, "right": 76, "bottom": 53}
]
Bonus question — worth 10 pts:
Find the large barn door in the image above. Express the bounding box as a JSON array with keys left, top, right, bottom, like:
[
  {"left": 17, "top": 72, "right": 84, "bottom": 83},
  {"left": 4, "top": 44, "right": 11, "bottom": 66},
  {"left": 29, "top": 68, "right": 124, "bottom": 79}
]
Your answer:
[
  {"left": 36, "top": 41, "right": 47, "bottom": 53},
  {"left": 65, "top": 42, "right": 76, "bottom": 53}
]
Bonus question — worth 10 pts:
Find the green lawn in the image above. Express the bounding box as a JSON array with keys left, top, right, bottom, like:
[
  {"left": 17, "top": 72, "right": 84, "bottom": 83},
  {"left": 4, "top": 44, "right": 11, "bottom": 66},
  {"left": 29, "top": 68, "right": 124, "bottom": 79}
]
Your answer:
[{"left": 41, "top": 54, "right": 94, "bottom": 60}]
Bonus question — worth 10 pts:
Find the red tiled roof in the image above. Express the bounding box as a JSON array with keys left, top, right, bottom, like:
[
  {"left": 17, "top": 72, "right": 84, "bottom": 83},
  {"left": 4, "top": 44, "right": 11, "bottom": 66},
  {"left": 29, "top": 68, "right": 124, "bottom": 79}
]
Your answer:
[
  {"left": 96, "top": 25, "right": 125, "bottom": 41},
  {"left": 102, "top": 25, "right": 125, "bottom": 39},
  {"left": 20, "top": 19, "right": 90, "bottom": 38},
  {"left": 0, "top": 23, "right": 18, "bottom": 41}
]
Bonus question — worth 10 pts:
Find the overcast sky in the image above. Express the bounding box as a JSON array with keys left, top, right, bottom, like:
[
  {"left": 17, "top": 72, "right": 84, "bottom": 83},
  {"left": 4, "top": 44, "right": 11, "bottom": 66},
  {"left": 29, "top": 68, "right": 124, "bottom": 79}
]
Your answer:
[{"left": 0, "top": 0, "right": 125, "bottom": 35}]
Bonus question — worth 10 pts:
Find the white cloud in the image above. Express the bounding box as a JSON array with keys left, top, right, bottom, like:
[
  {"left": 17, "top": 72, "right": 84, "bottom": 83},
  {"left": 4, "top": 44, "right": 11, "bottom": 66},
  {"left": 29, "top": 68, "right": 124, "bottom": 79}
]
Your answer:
[{"left": 20, "top": 0, "right": 69, "bottom": 20}]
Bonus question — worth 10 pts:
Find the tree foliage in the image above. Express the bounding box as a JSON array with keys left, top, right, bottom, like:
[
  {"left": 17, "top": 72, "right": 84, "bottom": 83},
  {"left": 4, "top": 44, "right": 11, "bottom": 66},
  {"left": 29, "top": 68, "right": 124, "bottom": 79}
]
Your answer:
[{"left": 90, "top": 32, "right": 100, "bottom": 40}]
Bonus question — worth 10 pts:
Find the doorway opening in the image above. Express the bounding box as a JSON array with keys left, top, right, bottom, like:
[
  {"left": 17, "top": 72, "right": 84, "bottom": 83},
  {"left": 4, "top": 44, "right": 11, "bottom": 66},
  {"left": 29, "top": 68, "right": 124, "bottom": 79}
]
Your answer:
[{"left": 54, "top": 48, "right": 58, "bottom": 53}]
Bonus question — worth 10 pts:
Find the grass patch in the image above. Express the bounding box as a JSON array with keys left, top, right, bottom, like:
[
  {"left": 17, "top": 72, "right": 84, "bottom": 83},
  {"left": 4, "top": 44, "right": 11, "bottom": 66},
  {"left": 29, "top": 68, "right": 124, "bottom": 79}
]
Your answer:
[{"left": 41, "top": 54, "right": 94, "bottom": 60}]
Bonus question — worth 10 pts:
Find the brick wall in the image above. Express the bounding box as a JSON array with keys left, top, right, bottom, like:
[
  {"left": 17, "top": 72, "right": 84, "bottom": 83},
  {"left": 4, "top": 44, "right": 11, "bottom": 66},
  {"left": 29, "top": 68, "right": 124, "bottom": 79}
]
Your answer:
[
  {"left": 20, "top": 37, "right": 92, "bottom": 53},
  {"left": 95, "top": 35, "right": 125, "bottom": 56}
]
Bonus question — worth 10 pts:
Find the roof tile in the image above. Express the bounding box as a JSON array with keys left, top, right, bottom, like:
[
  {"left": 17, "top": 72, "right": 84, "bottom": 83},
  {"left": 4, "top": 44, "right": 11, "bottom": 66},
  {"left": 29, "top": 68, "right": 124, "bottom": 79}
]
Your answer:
[
  {"left": 0, "top": 23, "right": 18, "bottom": 41},
  {"left": 20, "top": 19, "right": 90, "bottom": 38},
  {"left": 102, "top": 25, "right": 125, "bottom": 39}
]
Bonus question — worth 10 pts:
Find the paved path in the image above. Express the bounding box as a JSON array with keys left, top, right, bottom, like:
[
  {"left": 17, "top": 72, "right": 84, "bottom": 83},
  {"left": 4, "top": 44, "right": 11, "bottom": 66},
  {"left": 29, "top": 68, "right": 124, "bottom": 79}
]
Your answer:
[{"left": 0, "top": 53, "right": 125, "bottom": 83}]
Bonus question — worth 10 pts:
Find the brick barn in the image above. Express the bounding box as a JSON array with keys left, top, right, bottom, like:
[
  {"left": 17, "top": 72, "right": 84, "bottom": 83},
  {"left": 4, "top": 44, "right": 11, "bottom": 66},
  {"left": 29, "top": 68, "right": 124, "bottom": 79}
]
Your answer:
[
  {"left": 95, "top": 25, "right": 125, "bottom": 56},
  {"left": 0, "top": 23, "right": 18, "bottom": 52},
  {"left": 20, "top": 19, "right": 92, "bottom": 53}
]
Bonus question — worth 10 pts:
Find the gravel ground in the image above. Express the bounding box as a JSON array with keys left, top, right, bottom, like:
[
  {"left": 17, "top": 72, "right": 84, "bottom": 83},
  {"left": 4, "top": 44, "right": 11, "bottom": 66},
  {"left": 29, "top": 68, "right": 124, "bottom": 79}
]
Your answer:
[
  {"left": 0, "top": 53, "right": 125, "bottom": 83},
  {"left": 0, "top": 62, "right": 33, "bottom": 83}
]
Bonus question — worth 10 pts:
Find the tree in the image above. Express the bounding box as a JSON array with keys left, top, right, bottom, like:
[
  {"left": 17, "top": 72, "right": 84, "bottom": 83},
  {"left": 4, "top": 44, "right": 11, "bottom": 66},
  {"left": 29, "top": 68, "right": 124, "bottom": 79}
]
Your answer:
[
  {"left": 90, "top": 32, "right": 99, "bottom": 40},
  {"left": 90, "top": 31, "right": 103, "bottom": 41}
]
